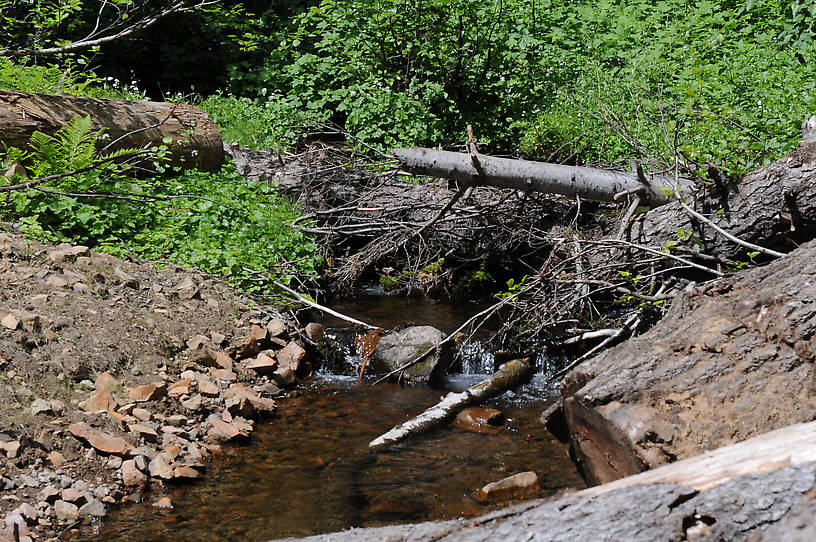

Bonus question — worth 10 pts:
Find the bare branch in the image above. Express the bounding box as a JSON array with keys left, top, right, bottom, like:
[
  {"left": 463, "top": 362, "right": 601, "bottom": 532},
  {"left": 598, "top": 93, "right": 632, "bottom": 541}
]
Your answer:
[{"left": 0, "top": 0, "right": 222, "bottom": 58}]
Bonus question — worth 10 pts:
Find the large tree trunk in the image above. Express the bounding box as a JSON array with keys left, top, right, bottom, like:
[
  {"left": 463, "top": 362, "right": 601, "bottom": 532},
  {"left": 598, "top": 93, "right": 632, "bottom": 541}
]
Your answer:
[
  {"left": 0, "top": 90, "right": 223, "bottom": 171},
  {"left": 632, "top": 136, "right": 816, "bottom": 263},
  {"left": 393, "top": 147, "right": 679, "bottom": 206},
  {"left": 542, "top": 236, "right": 816, "bottom": 486},
  {"left": 276, "top": 422, "right": 816, "bottom": 542}
]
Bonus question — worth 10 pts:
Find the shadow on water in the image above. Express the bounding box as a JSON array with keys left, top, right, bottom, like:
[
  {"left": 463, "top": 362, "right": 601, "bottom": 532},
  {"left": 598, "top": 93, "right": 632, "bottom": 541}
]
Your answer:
[{"left": 90, "top": 295, "right": 584, "bottom": 541}]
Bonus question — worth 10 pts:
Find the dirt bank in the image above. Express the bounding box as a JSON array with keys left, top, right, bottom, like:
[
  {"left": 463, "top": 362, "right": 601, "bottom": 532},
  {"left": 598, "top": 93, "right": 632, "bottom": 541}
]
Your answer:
[{"left": 0, "top": 225, "right": 319, "bottom": 542}]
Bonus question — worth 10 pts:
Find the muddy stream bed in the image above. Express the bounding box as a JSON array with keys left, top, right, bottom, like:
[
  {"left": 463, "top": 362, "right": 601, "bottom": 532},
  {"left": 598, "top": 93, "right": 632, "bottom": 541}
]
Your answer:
[{"left": 88, "top": 295, "right": 585, "bottom": 541}]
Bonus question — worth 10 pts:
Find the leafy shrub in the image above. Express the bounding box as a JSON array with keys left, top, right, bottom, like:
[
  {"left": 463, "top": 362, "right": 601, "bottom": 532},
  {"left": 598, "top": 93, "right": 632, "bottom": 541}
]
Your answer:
[
  {"left": 198, "top": 93, "right": 316, "bottom": 152},
  {"left": 2, "top": 116, "right": 320, "bottom": 288}
]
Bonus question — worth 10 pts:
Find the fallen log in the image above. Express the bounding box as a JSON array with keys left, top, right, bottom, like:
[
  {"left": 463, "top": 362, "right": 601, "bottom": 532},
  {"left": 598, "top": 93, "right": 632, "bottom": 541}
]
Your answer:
[
  {"left": 0, "top": 90, "right": 223, "bottom": 171},
  {"left": 543, "top": 237, "right": 816, "bottom": 486},
  {"left": 392, "top": 147, "right": 682, "bottom": 206},
  {"left": 633, "top": 121, "right": 816, "bottom": 262},
  {"left": 277, "top": 421, "right": 816, "bottom": 542},
  {"left": 369, "top": 358, "right": 531, "bottom": 450}
]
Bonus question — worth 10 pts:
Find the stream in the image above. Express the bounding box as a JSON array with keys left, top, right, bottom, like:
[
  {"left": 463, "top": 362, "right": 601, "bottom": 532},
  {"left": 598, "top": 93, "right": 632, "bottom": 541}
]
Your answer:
[{"left": 89, "top": 294, "right": 585, "bottom": 541}]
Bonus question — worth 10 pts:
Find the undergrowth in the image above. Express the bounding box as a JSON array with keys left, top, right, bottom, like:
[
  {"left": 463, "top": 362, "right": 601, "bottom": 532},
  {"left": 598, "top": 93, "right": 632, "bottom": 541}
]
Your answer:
[{"left": 0, "top": 112, "right": 320, "bottom": 290}]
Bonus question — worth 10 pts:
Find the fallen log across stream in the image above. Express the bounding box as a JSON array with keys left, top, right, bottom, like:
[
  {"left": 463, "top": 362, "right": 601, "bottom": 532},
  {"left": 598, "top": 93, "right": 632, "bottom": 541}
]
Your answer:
[
  {"left": 369, "top": 358, "right": 531, "bottom": 450},
  {"left": 279, "top": 421, "right": 816, "bottom": 542},
  {"left": 392, "top": 147, "right": 681, "bottom": 207}
]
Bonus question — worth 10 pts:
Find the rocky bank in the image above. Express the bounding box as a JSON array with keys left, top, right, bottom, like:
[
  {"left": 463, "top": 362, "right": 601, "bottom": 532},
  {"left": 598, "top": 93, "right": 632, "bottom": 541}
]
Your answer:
[{"left": 0, "top": 226, "right": 322, "bottom": 542}]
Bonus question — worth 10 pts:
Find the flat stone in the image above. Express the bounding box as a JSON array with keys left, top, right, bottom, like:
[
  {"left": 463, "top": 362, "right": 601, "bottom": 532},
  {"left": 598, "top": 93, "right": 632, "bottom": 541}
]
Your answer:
[
  {"left": 132, "top": 408, "right": 152, "bottom": 422},
  {"left": 229, "top": 325, "right": 267, "bottom": 359},
  {"left": 48, "top": 245, "right": 89, "bottom": 263},
  {"left": 172, "top": 466, "right": 203, "bottom": 481},
  {"left": 61, "top": 487, "right": 84, "bottom": 504},
  {"left": 272, "top": 366, "right": 296, "bottom": 387},
  {"left": 129, "top": 423, "right": 159, "bottom": 443},
  {"left": 210, "top": 368, "right": 236, "bottom": 382},
  {"left": 266, "top": 318, "right": 286, "bottom": 337},
  {"left": 95, "top": 372, "right": 118, "bottom": 393},
  {"left": 30, "top": 398, "right": 52, "bottom": 416},
  {"left": 127, "top": 381, "right": 166, "bottom": 402},
  {"left": 0, "top": 440, "right": 21, "bottom": 459},
  {"left": 474, "top": 471, "right": 540, "bottom": 503},
  {"left": 153, "top": 497, "right": 173, "bottom": 509},
  {"left": 207, "top": 418, "right": 245, "bottom": 442},
  {"left": 80, "top": 387, "right": 116, "bottom": 412},
  {"left": 181, "top": 394, "right": 203, "bottom": 412},
  {"left": 40, "top": 486, "right": 60, "bottom": 504},
  {"left": 107, "top": 410, "right": 128, "bottom": 430},
  {"left": 121, "top": 460, "right": 147, "bottom": 487},
  {"left": 16, "top": 502, "right": 37, "bottom": 523},
  {"left": 54, "top": 500, "right": 79, "bottom": 522},
  {"left": 165, "top": 414, "right": 187, "bottom": 427},
  {"left": 114, "top": 267, "right": 139, "bottom": 288},
  {"left": 148, "top": 452, "right": 174, "bottom": 480},
  {"left": 245, "top": 353, "right": 278, "bottom": 375},
  {"left": 276, "top": 341, "right": 307, "bottom": 372},
  {"left": 78, "top": 499, "right": 106, "bottom": 518},
  {"left": 455, "top": 407, "right": 504, "bottom": 434},
  {"left": 304, "top": 322, "right": 325, "bottom": 341},
  {"left": 186, "top": 334, "right": 212, "bottom": 351},
  {"left": 46, "top": 451, "right": 66, "bottom": 467},
  {"left": 1, "top": 313, "right": 20, "bottom": 330},
  {"left": 168, "top": 379, "right": 192, "bottom": 397},
  {"left": 45, "top": 275, "right": 68, "bottom": 289},
  {"left": 67, "top": 422, "right": 129, "bottom": 455},
  {"left": 198, "top": 379, "right": 220, "bottom": 397}
]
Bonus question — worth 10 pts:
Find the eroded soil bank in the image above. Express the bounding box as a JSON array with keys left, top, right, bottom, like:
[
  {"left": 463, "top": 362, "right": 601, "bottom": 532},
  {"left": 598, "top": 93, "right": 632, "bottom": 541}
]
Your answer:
[{"left": 0, "top": 226, "right": 320, "bottom": 542}]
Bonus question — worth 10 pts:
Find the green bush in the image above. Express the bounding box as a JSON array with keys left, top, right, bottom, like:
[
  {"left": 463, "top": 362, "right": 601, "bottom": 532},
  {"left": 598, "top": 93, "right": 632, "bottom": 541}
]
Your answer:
[
  {"left": 198, "top": 93, "right": 316, "bottom": 152},
  {"left": 219, "top": 0, "right": 815, "bottom": 175},
  {"left": 2, "top": 117, "right": 320, "bottom": 289}
]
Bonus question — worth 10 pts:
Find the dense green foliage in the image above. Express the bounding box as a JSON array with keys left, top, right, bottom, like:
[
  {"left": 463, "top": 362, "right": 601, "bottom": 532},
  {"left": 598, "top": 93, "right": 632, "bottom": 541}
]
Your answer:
[
  {"left": 2, "top": 0, "right": 816, "bottom": 293},
  {"left": 0, "top": 93, "right": 320, "bottom": 288},
  {"left": 226, "top": 0, "right": 814, "bottom": 175}
]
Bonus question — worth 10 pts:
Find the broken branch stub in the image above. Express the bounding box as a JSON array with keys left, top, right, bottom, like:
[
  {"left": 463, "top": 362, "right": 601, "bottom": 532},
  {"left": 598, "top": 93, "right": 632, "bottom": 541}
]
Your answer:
[{"left": 393, "top": 147, "right": 683, "bottom": 206}]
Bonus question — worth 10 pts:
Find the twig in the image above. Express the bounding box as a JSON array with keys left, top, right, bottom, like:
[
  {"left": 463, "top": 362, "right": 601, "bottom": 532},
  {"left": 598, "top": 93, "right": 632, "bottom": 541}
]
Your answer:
[
  {"left": 0, "top": 151, "right": 151, "bottom": 193},
  {"left": 615, "top": 195, "right": 641, "bottom": 240},
  {"left": 598, "top": 238, "right": 725, "bottom": 277},
  {"left": 551, "top": 312, "right": 641, "bottom": 380},
  {"left": 674, "top": 196, "right": 785, "bottom": 259},
  {"left": 243, "top": 268, "right": 380, "bottom": 330}
]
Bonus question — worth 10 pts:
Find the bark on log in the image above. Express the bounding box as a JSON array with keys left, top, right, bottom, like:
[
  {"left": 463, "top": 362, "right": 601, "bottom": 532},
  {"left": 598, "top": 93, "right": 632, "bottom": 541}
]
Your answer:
[
  {"left": 369, "top": 358, "right": 531, "bottom": 450},
  {"left": 393, "top": 147, "right": 680, "bottom": 207},
  {"left": 0, "top": 90, "right": 223, "bottom": 171},
  {"left": 544, "top": 237, "right": 816, "bottom": 486},
  {"left": 276, "top": 423, "right": 816, "bottom": 541},
  {"left": 633, "top": 136, "right": 816, "bottom": 262}
]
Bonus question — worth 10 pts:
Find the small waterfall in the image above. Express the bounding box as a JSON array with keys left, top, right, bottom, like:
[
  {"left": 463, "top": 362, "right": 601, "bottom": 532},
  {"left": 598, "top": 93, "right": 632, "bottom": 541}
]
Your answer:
[{"left": 458, "top": 341, "right": 495, "bottom": 374}]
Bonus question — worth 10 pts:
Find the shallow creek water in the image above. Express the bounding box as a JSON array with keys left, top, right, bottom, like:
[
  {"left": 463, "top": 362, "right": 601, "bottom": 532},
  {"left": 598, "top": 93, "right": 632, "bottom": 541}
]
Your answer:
[{"left": 90, "top": 294, "right": 585, "bottom": 541}]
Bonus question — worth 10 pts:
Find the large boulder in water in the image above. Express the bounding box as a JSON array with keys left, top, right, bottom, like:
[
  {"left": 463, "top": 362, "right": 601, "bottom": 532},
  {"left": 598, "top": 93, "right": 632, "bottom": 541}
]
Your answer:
[{"left": 371, "top": 326, "right": 453, "bottom": 384}]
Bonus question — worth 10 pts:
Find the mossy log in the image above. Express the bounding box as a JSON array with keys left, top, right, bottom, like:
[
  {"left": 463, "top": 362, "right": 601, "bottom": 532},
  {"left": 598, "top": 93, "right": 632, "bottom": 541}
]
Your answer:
[{"left": 0, "top": 90, "right": 223, "bottom": 170}]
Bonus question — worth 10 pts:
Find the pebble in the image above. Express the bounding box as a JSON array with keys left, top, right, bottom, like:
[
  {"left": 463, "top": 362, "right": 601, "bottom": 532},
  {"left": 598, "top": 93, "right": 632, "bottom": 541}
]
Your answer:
[
  {"left": 153, "top": 497, "right": 173, "bottom": 509},
  {"left": 54, "top": 500, "right": 79, "bottom": 522}
]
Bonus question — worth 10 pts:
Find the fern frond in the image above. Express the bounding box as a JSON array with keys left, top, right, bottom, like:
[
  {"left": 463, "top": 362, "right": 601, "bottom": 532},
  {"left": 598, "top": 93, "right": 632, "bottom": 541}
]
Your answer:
[{"left": 56, "top": 115, "right": 99, "bottom": 170}]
